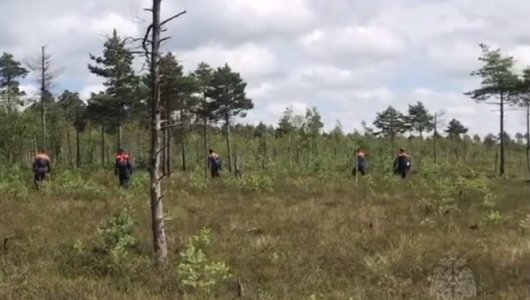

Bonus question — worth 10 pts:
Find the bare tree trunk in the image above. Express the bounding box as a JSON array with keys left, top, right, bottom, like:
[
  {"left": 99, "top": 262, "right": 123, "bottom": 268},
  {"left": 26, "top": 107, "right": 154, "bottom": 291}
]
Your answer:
[
  {"left": 500, "top": 91, "right": 505, "bottom": 176},
  {"left": 161, "top": 127, "right": 167, "bottom": 175},
  {"left": 66, "top": 122, "right": 73, "bottom": 167},
  {"left": 225, "top": 116, "right": 233, "bottom": 173},
  {"left": 166, "top": 126, "right": 172, "bottom": 175},
  {"left": 433, "top": 114, "right": 439, "bottom": 163},
  {"left": 76, "top": 128, "right": 81, "bottom": 168},
  {"left": 101, "top": 125, "right": 105, "bottom": 166},
  {"left": 203, "top": 116, "right": 208, "bottom": 178},
  {"left": 181, "top": 129, "right": 186, "bottom": 172},
  {"left": 116, "top": 103, "right": 123, "bottom": 153},
  {"left": 526, "top": 104, "right": 530, "bottom": 174},
  {"left": 148, "top": 0, "right": 169, "bottom": 266},
  {"left": 180, "top": 108, "right": 186, "bottom": 172},
  {"left": 40, "top": 46, "right": 47, "bottom": 151},
  {"left": 88, "top": 128, "right": 94, "bottom": 163}
]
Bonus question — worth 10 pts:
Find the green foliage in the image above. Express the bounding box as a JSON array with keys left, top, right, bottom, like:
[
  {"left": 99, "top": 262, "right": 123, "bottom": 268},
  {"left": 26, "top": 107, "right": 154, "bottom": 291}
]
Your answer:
[
  {"left": 206, "top": 63, "right": 253, "bottom": 122},
  {"left": 176, "top": 228, "right": 231, "bottom": 294},
  {"left": 188, "top": 172, "right": 209, "bottom": 191},
  {"left": 240, "top": 173, "right": 274, "bottom": 193},
  {"left": 445, "top": 118, "right": 468, "bottom": 139},
  {"left": 67, "top": 208, "right": 141, "bottom": 278},
  {"left": 483, "top": 210, "right": 502, "bottom": 225},
  {"left": 0, "top": 52, "right": 28, "bottom": 102},
  {"left": 88, "top": 29, "right": 139, "bottom": 131},
  {"left": 0, "top": 166, "right": 29, "bottom": 200},
  {"left": 373, "top": 106, "right": 408, "bottom": 141},
  {"left": 52, "top": 170, "right": 109, "bottom": 200},
  {"left": 407, "top": 101, "right": 434, "bottom": 138},
  {"left": 96, "top": 209, "right": 137, "bottom": 263}
]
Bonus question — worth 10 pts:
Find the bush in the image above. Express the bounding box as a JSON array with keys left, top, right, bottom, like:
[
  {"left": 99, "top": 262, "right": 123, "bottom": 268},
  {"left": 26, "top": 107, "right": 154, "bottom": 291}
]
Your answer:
[
  {"left": 69, "top": 209, "right": 140, "bottom": 276},
  {"left": 176, "top": 228, "right": 231, "bottom": 295}
]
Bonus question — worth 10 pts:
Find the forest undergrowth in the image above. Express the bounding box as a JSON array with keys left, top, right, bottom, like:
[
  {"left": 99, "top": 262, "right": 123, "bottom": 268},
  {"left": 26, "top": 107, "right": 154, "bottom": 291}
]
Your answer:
[{"left": 1, "top": 161, "right": 529, "bottom": 299}]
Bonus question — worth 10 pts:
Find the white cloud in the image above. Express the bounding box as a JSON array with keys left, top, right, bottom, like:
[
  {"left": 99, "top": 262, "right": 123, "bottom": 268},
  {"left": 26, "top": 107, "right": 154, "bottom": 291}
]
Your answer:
[
  {"left": 3, "top": 0, "right": 530, "bottom": 137},
  {"left": 179, "top": 43, "right": 280, "bottom": 80},
  {"left": 79, "top": 84, "right": 105, "bottom": 100},
  {"left": 299, "top": 26, "right": 407, "bottom": 66}
]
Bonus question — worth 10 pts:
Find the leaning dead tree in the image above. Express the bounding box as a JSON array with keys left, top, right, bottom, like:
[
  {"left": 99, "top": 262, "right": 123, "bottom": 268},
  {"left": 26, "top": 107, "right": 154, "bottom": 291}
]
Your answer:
[{"left": 139, "top": 0, "right": 186, "bottom": 265}]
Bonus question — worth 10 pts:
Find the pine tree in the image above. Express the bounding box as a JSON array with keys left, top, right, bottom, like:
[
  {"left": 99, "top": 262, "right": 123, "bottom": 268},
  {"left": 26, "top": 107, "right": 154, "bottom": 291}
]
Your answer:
[
  {"left": 445, "top": 118, "right": 468, "bottom": 139},
  {"left": 88, "top": 29, "right": 138, "bottom": 151},
  {"left": 407, "top": 101, "right": 434, "bottom": 138},
  {"left": 373, "top": 106, "right": 407, "bottom": 145},
  {"left": 206, "top": 63, "right": 253, "bottom": 172},
  {"left": 466, "top": 43, "right": 519, "bottom": 176},
  {"left": 0, "top": 52, "right": 28, "bottom": 104},
  {"left": 192, "top": 62, "right": 215, "bottom": 177}
]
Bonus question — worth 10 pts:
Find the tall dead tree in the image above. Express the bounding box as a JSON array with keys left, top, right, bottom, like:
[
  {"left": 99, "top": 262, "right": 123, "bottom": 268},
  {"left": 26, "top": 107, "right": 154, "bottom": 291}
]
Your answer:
[
  {"left": 27, "top": 46, "right": 59, "bottom": 151},
  {"left": 141, "top": 0, "right": 186, "bottom": 265}
]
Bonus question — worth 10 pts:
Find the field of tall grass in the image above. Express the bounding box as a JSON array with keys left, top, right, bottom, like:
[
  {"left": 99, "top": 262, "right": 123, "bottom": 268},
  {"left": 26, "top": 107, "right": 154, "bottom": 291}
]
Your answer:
[{"left": 0, "top": 158, "right": 529, "bottom": 299}]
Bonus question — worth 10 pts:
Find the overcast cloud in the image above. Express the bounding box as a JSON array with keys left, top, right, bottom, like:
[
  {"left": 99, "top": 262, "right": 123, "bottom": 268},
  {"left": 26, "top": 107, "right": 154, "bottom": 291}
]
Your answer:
[{"left": 1, "top": 0, "right": 529, "bottom": 136}]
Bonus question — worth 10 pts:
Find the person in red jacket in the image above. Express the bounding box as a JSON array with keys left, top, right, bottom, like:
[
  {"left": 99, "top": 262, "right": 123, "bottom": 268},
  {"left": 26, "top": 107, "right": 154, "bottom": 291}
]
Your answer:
[
  {"left": 33, "top": 149, "right": 51, "bottom": 189},
  {"left": 115, "top": 148, "right": 133, "bottom": 188}
]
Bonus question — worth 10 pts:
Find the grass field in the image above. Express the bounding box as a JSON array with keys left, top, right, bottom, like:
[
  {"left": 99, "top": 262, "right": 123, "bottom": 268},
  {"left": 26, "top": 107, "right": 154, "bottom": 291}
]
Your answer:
[{"left": 1, "top": 164, "right": 529, "bottom": 299}]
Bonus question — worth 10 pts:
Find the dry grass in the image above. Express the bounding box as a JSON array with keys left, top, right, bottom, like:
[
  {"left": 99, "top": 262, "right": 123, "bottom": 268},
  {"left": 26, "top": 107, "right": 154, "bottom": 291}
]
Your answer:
[{"left": 1, "top": 168, "right": 530, "bottom": 299}]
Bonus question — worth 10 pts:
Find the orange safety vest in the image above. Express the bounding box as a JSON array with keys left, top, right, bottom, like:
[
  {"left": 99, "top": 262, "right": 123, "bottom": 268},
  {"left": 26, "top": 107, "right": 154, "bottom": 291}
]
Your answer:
[
  {"left": 117, "top": 153, "right": 130, "bottom": 165},
  {"left": 35, "top": 153, "right": 50, "bottom": 161}
]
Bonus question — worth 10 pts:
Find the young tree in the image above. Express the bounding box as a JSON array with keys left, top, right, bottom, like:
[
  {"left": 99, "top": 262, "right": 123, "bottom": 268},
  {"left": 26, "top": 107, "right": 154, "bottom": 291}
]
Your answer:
[
  {"left": 407, "top": 101, "right": 434, "bottom": 138},
  {"left": 466, "top": 44, "right": 519, "bottom": 176},
  {"left": 88, "top": 29, "right": 138, "bottom": 151},
  {"left": 0, "top": 52, "right": 28, "bottom": 104},
  {"left": 276, "top": 106, "right": 296, "bottom": 137},
  {"left": 432, "top": 110, "right": 446, "bottom": 163},
  {"left": 373, "top": 106, "right": 407, "bottom": 146},
  {"left": 207, "top": 63, "right": 253, "bottom": 172}
]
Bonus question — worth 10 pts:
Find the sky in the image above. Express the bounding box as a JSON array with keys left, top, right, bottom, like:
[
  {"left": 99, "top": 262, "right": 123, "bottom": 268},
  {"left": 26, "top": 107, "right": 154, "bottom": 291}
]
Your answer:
[{"left": 1, "top": 0, "right": 530, "bottom": 136}]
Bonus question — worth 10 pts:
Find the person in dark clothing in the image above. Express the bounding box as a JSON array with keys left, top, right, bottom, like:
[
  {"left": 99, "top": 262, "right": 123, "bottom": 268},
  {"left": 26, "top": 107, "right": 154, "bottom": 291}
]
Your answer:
[
  {"left": 352, "top": 148, "right": 368, "bottom": 176},
  {"left": 33, "top": 150, "right": 51, "bottom": 189},
  {"left": 208, "top": 149, "right": 221, "bottom": 178},
  {"left": 393, "top": 148, "right": 411, "bottom": 179},
  {"left": 115, "top": 148, "right": 133, "bottom": 188}
]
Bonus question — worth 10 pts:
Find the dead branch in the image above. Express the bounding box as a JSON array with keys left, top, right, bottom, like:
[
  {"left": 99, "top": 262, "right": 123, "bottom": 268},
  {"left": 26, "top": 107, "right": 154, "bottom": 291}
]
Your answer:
[
  {"left": 160, "top": 11, "right": 187, "bottom": 27},
  {"left": 142, "top": 24, "right": 154, "bottom": 55}
]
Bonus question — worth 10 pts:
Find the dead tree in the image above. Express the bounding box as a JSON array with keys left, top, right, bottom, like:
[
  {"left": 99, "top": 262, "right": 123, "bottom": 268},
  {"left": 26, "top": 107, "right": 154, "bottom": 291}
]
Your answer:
[
  {"left": 140, "top": 0, "right": 186, "bottom": 266},
  {"left": 27, "top": 46, "right": 60, "bottom": 151}
]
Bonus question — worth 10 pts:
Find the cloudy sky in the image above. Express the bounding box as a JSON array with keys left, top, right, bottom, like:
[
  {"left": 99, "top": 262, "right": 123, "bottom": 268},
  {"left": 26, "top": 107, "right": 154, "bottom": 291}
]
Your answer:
[{"left": 1, "top": 0, "right": 529, "bottom": 136}]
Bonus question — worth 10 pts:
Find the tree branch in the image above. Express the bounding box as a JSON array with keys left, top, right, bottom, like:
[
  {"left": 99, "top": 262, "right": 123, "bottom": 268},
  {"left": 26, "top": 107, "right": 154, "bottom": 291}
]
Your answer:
[
  {"left": 160, "top": 10, "right": 187, "bottom": 27},
  {"left": 142, "top": 24, "right": 154, "bottom": 55}
]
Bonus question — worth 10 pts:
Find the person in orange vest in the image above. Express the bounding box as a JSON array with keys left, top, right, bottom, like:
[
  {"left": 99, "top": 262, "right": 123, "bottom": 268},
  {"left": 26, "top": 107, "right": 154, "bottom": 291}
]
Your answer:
[
  {"left": 352, "top": 148, "right": 368, "bottom": 176},
  {"left": 393, "top": 148, "right": 411, "bottom": 178},
  {"left": 115, "top": 148, "right": 133, "bottom": 188},
  {"left": 33, "top": 149, "right": 51, "bottom": 189}
]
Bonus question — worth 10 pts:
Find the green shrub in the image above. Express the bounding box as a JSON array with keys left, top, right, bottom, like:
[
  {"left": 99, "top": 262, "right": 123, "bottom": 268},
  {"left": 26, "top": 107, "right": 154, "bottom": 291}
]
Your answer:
[{"left": 176, "top": 228, "right": 231, "bottom": 295}]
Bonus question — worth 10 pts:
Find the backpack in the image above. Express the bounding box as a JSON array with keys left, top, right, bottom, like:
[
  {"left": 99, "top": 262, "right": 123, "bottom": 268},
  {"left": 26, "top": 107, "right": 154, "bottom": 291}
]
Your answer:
[{"left": 216, "top": 157, "right": 223, "bottom": 170}]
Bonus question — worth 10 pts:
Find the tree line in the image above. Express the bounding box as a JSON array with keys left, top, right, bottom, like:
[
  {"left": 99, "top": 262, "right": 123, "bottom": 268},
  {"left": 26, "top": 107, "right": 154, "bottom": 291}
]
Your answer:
[{"left": 0, "top": 40, "right": 529, "bottom": 176}]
